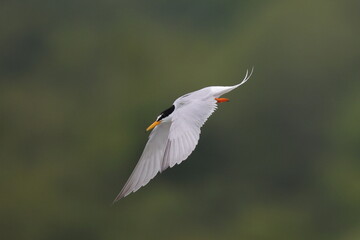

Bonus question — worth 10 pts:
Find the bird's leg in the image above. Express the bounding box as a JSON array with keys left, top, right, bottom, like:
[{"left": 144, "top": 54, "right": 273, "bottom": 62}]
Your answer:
[{"left": 215, "top": 98, "right": 230, "bottom": 103}]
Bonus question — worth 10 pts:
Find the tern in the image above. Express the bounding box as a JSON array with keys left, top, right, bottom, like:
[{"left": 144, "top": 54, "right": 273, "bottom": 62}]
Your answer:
[{"left": 114, "top": 69, "right": 253, "bottom": 202}]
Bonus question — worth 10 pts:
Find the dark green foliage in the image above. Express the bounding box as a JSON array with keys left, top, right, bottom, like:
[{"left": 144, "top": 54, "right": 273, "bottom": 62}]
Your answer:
[{"left": 1, "top": 1, "right": 359, "bottom": 239}]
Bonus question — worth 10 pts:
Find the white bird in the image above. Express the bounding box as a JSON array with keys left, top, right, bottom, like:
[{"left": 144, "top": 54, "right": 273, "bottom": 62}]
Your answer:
[{"left": 114, "top": 69, "right": 253, "bottom": 202}]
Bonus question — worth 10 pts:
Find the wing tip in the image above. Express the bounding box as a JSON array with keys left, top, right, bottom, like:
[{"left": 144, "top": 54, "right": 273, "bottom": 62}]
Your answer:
[
  {"left": 113, "top": 175, "right": 157, "bottom": 203},
  {"left": 112, "top": 191, "right": 128, "bottom": 204},
  {"left": 113, "top": 183, "right": 137, "bottom": 203}
]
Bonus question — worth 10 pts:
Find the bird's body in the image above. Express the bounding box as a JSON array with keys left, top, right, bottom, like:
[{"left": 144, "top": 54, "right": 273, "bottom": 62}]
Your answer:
[{"left": 114, "top": 69, "right": 253, "bottom": 202}]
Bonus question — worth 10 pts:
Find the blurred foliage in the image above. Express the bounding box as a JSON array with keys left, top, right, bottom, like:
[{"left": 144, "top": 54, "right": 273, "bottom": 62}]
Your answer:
[{"left": 1, "top": 0, "right": 360, "bottom": 240}]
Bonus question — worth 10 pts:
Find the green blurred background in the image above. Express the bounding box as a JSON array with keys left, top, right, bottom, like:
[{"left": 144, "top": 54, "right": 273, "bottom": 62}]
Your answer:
[{"left": 1, "top": 0, "right": 360, "bottom": 239}]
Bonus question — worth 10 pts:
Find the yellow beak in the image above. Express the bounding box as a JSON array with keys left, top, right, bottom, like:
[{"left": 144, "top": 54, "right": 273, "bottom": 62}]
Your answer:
[{"left": 146, "top": 121, "right": 161, "bottom": 131}]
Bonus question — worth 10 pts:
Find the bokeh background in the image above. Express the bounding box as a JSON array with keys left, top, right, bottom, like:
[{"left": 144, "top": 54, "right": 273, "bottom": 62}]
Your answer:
[{"left": 1, "top": 0, "right": 360, "bottom": 239}]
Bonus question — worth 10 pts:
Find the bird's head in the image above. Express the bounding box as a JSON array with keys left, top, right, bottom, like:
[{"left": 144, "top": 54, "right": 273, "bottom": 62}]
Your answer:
[{"left": 146, "top": 105, "right": 175, "bottom": 131}]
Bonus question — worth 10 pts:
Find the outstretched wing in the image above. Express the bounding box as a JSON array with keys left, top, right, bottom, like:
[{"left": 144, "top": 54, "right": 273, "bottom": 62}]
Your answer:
[
  {"left": 113, "top": 122, "right": 171, "bottom": 202},
  {"left": 114, "top": 99, "right": 217, "bottom": 201},
  {"left": 161, "top": 98, "right": 217, "bottom": 170}
]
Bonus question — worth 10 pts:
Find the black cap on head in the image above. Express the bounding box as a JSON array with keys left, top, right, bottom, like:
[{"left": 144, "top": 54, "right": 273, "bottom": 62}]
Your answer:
[{"left": 157, "top": 105, "right": 175, "bottom": 121}]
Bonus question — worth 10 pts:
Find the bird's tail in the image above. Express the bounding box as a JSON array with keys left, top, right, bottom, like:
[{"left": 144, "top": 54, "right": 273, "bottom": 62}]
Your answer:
[{"left": 213, "top": 67, "right": 254, "bottom": 97}]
